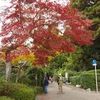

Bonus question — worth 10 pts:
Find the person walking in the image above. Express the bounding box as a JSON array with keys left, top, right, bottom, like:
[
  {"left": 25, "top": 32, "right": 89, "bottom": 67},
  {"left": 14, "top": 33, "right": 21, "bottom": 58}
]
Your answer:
[
  {"left": 44, "top": 75, "right": 49, "bottom": 94},
  {"left": 58, "top": 74, "right": 63, "bottom": 92}
]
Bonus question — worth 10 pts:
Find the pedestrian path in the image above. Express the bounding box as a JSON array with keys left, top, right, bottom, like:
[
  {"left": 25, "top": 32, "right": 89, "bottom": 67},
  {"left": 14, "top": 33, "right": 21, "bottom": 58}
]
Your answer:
[{"left": 36, "top": 81, "right": 100, "bottom": 100}]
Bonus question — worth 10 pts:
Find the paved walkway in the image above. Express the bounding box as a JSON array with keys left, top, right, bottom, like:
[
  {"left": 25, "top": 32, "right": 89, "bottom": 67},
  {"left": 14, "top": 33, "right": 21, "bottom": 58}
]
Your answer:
[{"left": 36, "top": 81, "right": 100, "bottom": 100}]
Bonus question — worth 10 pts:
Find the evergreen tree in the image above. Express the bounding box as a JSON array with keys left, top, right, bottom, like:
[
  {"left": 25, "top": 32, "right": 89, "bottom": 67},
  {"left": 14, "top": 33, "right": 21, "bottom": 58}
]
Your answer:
[{"left": 71, "top": 0, "right": 100, "bottom": 70}]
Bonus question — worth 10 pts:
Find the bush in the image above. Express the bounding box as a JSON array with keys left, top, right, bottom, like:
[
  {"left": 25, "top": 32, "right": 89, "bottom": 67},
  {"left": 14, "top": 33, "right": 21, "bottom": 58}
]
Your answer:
[
  {"left": 0, "top": 76, "right": 6, "bottom": 83},
  {"left": 34, "top": 86, "right": 43, "bottom": 94},
  {"left": 26, "top": 66, "right": 44, "bottom": 87},
  {"left": 68, "top": 70, "right": 78, "bottom": 82},
  {"left": 79, "top": 72, "right": 95, "bottom": 90},
  {"left": 70, "top": 71, "right": 96, "bottom": 90},
  {"left": 11, "top": 87, "right": 35, "bottom": 100},
  {"left": 70, "top": 75, "right": 80, "bottom": 85},
  {"left": 0, "top": 96, "right": 14, "bottom": 100},
  {"left": 0, "top": 82, "right": 36, "bottom": 100},
  {"left": 19, "top": 76, "right": 33, "bottom": 86}
]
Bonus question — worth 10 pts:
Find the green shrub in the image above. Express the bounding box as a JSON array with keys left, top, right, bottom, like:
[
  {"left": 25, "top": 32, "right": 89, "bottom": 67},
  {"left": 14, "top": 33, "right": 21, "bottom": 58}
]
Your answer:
[
  {"left": 68, "top": 70, "right": 78, "bottom": 82},
  {"left": 70, "top": 75, "right": 80, "bottom": 85},
  {"left": 85, "top": 69, "right": 100, "bottom": 90},
  {"left": 11, "top": 87, "right": 35, "bottom": 100},
  {"left": 0, "top": 96, "right": 14, "bottom": 100},
  {"left": 34, "top": 86, "right": 43, "bottom": 94},
  {"left": 79, "top": 73, "right": 95, "bottom": 90},
  {"left": 26, "top": 66, "right": 44, "bottom": 87},
  {"left": 19, "top": 76, "right": 32, "bottom": 86},
  {"left": 70, "top": 71, "right": 96, "bottom": 90},
  {"left": 69, "top": 70, "right": 100, "bottom": 90},
  {"left": 0, "top": 82, "right": 36, "bottom": 100},
  {"left": 0, "top": 76, "right": 6, "bottom": 83}
]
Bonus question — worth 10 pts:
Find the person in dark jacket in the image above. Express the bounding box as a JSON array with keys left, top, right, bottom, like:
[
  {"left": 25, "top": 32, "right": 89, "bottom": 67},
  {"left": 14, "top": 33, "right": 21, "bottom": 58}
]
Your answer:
[{"left": 44, "top": 75, "right": 49, "bottom": 93}]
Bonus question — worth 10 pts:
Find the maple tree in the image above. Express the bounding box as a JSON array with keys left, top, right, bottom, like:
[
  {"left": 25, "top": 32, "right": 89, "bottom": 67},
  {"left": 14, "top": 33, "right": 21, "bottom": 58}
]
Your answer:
[{"left": 0, "top": 0, "right": 94, "bottom": 81}]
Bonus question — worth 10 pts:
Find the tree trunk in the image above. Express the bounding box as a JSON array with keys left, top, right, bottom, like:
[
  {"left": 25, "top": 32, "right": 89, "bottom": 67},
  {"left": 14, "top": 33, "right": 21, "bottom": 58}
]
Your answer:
[
  {"left": 5, "top": 61, "right": 12, "bottom": 82},
  {"left": 16, "top": 66, "right": 21, "bottom": 83},
  {"left": 83, "top": 60, "right": 87, "bottom": 71},
  {"left": 16, "top": 61, "right": 27, "bottom": 83}
]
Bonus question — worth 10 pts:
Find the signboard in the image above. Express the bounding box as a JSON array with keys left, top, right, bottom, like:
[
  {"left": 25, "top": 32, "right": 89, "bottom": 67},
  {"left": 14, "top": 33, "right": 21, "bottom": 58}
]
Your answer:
[{"left": 92, "top": 59, "right": 97, "bottom": 66}]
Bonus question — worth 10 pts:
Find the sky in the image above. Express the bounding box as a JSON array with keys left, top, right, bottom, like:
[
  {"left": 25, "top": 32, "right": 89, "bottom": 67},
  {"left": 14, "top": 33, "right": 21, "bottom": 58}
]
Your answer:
[
  {"left": 0, "top": 0, "right": 11, "bottom": 30},
  {"left": 0, "top": 0, "right": 10, "bottom": 10},
  {"left": 0, "top": 0, "right": 11, "bottom": 47}
]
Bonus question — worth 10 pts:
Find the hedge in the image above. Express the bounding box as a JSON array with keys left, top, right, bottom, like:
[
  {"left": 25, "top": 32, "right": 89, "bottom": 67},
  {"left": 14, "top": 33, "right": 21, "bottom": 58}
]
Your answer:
[
  {"left": 0, "top": 96, "right": 14, "bottom": 100},
  {"left": 79, "top": 73, "right": 95, "bottom": 90},
  {"left": 25, "top": 66, "right": 44, "bottom": 87},
  {"left": 0, "top": 82, "right": 36, "bottom": 100},
  {"left": 69, "top": 70, "right": 100, "bottom": 91}
]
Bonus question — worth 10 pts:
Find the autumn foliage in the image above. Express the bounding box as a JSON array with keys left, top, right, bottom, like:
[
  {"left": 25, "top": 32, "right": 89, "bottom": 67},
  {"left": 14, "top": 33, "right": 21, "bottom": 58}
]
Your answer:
[{"left": 0, "top": 0, "right": 94, "bottom": 66}]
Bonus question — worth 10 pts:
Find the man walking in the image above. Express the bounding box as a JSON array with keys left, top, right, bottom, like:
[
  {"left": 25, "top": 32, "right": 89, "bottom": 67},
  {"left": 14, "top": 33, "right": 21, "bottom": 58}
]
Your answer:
[{"left": 58, "top": 74, "right": 63, "bottom": 92}]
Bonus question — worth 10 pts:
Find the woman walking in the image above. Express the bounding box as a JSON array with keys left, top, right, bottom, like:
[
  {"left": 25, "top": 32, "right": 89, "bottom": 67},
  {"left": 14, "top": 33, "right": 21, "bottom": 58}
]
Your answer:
[{"left": 44, "top": 75, "right": 49, "bottom": 94}]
